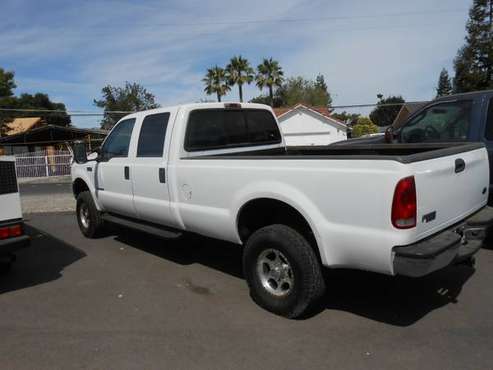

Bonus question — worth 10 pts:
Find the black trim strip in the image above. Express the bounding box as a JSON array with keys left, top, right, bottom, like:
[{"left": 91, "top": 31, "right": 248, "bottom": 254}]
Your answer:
[{"left": 181, "top": 142, "right": 484, "bottom": 164}]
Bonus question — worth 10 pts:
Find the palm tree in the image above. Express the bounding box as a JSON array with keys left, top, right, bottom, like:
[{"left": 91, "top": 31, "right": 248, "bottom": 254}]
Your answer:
[
  {"left": 256, "top": 58, "right": 284, "bottom": 106},
  {"left": 225, "top": 56, "right": 254, "bottom": 102},
  {"left": 202, "top": 66, "right": 230, "bottom": 102}
]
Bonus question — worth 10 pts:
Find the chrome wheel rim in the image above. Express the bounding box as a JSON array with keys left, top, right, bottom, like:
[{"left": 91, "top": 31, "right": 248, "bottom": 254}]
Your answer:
[
  {"left": 257, "top": 248, "right": 294, "bottom": 296},
  {"left": 80, "top": 203, "right": 90, "bottom": 229}
]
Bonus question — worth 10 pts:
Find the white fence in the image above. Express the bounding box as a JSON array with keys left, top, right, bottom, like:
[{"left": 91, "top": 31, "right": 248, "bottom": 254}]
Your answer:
[{"left": 11, "top": 150, "right": 72, "bottom": 178}]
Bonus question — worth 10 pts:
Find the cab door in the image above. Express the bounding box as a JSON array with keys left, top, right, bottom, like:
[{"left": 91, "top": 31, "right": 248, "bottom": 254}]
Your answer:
[
  {"left": 96, "top": 118, "right": 137, "bottom": 217},
  {"left": 131, "top": 111, "right": 177, "bottom": 227}
]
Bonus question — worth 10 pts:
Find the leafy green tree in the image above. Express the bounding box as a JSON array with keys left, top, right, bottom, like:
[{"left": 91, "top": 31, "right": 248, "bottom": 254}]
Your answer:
[
  {"left": 0, "top": 67, "right": 70, "bottom": 132},
  {"left": 331, "top": 111, "right": 360, "bottom": 124},
  {"left": 351, "top": 116, "right": 379, "bottom": 137},
  {"left": 436, "top": 68, "right": 453, "bottom": 97},
  {"left": 0, "top": 68, "right": 16, "bottom": 97},
  {"left": 203, "top": 66, "right": 230, "bottom": 102},
  {"left": 369, "top": 94, "right": 405, "bottom": 127},
  {"left": 453, "top": 0, "right": 493, "bottom": 92},
  {"left": 94, "top": 82, "right": 160, "bottom": 129},
  {"left": 314, "top": 74, "right": 333, "bottom": 107},
  {"left": 225, "top": 56, "right": 255, "bottom": 102},
  {"left": 256, "top": 58, "right": 284, "bottom": 106},
  {"left": 276, "top": 76, "right": 332, "bottom": 107}
]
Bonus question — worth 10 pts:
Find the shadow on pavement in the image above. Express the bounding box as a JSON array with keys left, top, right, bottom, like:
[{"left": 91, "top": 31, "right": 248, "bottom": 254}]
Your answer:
[
  {"left": 114, "top": 228, "right": 475, "bottom": 326},
  {"left": 318, "top": 265, "right": 474, "bottom": 326},
  {"left": 0, "top": 225, "right": 86, "bottom": 295},
  {"left": 114, "top": 229, "right": 244, "bottom": 279}
]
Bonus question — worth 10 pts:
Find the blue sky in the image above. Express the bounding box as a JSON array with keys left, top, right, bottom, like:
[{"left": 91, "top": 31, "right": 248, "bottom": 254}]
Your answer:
[{"left": 1, "top": 0, "right": 472, "bottom": 128}]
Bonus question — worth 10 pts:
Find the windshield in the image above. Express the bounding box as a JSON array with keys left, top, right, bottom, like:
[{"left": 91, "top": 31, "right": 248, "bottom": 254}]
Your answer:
[{"left": 400, "top": 100, "right": 473, "bottom": 143}]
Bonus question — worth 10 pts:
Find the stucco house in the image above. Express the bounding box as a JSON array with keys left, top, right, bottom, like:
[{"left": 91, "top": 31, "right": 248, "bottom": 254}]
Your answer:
[{"left": 273, "top": 104, "right": 347, "bottom": 146}]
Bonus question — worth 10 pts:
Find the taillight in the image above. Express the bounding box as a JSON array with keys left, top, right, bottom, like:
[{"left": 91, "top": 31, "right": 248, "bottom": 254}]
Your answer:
[
  {"left": 0, "top": 224, "right": 23, "bottom": 239},
  {"left": 9, "top": 224, "right": 23, "bottom": 237},
  {"left": 391, "top": 176, "right": 417, "bottom": 229},
  {"left": 0, "top": 227, "right": 8, "bottom": 239}
]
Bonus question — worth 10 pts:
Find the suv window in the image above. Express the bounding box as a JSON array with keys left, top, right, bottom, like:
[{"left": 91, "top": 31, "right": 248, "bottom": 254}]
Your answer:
[
  {"left": 101, "top": 118, "right": 135, "bottom": 158},
  {"left": 485, "top": 97, "right": 493, "bottom": 141},
  {"left": 185, "top": 109, "right": 281, "bottom": 151},
  {"left": 400, "top": 100, "right": 473, "bottom": 143},
  {"left": 137, "top": 113, "right": 170, "bottom": 157}
]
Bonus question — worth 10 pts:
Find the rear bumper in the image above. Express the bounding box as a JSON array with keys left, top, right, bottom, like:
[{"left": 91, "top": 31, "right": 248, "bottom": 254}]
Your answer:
[
  {"left": 0, "top": 235, "right": 30, "bottom": 255},
  {"left": 392, "top": 206, "right": 493, "bottom": 277}
]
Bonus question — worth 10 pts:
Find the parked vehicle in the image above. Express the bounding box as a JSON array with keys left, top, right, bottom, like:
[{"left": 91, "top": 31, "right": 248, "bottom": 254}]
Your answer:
[
  {"left": 336, "top": 90, "right": 493, "bottom": 194},
  {"left": 0, "top": 157, "right": 30, "bottom": 271},
  {"left": 71, "top": 102, "right": 493, "bottom": 318}
]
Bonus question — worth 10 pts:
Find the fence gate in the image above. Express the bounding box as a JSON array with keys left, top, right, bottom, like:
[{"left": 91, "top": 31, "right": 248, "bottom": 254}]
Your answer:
[{"left": 11, "top": 150, "right": 73, "bottom": 178}]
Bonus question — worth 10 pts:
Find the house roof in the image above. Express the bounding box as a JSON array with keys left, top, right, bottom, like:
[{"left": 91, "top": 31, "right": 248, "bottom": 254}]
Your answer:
[
  {"left": 392, "top": 102, "right": 428, "bottom": 129},
  {"left": 0, "top": 124, "right": 107, "bottom": 145},
  {"left": 4, "top": 117, "right": 45, "bottom": 136},
  {"left": 273, "top": 104, "right": 346, "bottom": 127}
]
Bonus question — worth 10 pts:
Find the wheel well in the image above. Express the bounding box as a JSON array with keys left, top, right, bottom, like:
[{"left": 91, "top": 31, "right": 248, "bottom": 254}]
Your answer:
[
  {"left": 72, "top": 178, "right": 89, "bottom": 198},
  {"left": 237, "top": 198, "right": 319, "bottom": 257}
]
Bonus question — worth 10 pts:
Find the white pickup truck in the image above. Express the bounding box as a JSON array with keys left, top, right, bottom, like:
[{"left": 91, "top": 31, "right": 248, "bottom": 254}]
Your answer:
[
  {"left": 71, "top": 102, "right": 493, "bottom": 318},
  {"left": 0, "top": 157, "right": 30, "bottom": 271}
]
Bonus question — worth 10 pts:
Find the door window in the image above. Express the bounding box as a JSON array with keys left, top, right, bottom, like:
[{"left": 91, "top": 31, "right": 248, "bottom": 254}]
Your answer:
[
  {"left": 400, "top": 101, "right": 472, "bottom": 143},
  {"left": 137, "top": 113, "right": 170, "bottom": 157},
  {"left": 485, "top": 97, "right": 493, "bottom": 141},
  {"left": 101, "top": 118, "right": 135, "bottom": 159}
]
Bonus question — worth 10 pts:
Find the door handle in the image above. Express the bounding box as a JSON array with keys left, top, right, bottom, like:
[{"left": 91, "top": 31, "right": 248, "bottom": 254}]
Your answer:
[
  {"left": 124, "top": 166, "right": 130, "bottom": 180},
  {"left": 455, "top": 158, "right": 465, "bottom": 173},
  {"left": 159, "top": 168, "right": 166, "bottom": 183}
]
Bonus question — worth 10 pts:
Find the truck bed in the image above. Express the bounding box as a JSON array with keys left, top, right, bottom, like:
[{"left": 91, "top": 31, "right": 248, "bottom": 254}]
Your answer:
[{"left": 190, "top": 142, "right": 484, "bottom": 164}]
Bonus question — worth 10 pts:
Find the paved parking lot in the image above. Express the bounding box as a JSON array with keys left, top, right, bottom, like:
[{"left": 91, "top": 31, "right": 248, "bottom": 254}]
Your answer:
[{"left": 1, "top": 212, "right": 493, "bottom": 369}]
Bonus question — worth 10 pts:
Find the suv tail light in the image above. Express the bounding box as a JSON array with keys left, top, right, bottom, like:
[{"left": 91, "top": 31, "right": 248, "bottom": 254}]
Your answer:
[
  {"left": 0, "top": 224, "right": 23, "bottom": 240},
  {"left": 391, "top": 176, "right": 417, "bottom": 229}
]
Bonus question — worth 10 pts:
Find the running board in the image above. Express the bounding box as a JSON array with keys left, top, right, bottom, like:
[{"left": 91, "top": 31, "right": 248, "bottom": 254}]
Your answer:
[{"left": 102, "top": 213, "right": 183, "bottom": 239}]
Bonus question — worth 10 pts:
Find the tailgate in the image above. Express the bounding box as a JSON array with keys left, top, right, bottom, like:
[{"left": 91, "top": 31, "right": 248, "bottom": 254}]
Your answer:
[{"left": 411, "top": 146, "right": 489, "bottom": 238}]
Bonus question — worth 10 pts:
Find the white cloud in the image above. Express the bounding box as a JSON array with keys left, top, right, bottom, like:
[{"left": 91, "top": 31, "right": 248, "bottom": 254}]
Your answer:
[{"left": 1, "top": 0, "right": 472, "bottom": 126}]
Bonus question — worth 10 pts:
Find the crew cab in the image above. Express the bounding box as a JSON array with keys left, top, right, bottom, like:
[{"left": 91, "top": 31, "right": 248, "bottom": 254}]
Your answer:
[
  {"left": 71, "top": 103, "right": 493, "bottom": 318},
  {"left": 0, "top": 157, "right": 30, "bottom": 271}
]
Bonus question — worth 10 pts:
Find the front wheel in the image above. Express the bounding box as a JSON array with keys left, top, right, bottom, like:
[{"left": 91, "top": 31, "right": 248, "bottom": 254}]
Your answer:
[
  {"left": 76, "top": 191, "right": 104, "bottom": 238},
  {"left": 243, "top": 224, "right": 326, "bottom": 318}
]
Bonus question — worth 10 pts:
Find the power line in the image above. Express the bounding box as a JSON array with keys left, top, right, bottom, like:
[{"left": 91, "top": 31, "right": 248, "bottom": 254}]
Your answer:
[{"left": 0, "top": 101, "right": 428, "bottom": 116}]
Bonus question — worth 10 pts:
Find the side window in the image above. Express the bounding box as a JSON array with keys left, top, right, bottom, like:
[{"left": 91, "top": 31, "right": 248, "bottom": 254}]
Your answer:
[
  {"left": 400, "top": 101, "right": 473, "bottom": 143},
  {"left": 101, "top": 118, "right": 135, "bottom": 158},
  {"left": 485, "top": 98, "right": 493, "bottom": 141},
  {"left": 185, "top": 109, "right": 281, "bottom": 151},
  {"left": 137, "top": 113, "right": 170, "bottom": 157}
]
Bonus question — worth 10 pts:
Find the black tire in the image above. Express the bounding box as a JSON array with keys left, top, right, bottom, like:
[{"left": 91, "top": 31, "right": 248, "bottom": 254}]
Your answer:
[
  {"left": 243, "top": 224, "right": 325, "bottom": 318},
  {"left": 76, "top": 191, "right": 104, "bottom": 238}
]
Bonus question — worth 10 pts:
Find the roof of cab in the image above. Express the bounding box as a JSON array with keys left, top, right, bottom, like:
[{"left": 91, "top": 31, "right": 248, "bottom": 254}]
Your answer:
[
  {"left": 435, "top": 89, "right": 493, "bottom": 102},
  {"left": 121, "top": 102, "right": 274, "bottom": 120}
]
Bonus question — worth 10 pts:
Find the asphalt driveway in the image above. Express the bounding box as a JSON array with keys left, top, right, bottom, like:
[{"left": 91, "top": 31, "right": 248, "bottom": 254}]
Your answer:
[{"left": 1, "top": 212, "right": 492, "bottom": 369}]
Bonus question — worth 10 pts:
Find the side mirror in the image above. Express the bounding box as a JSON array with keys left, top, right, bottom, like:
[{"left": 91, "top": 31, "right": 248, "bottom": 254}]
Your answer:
[
  {"left": 73, "top": 141, "right": 88, "bottom": 164},
  {"left": 384, "top": 127, "right": 395, "bottom": 143}
]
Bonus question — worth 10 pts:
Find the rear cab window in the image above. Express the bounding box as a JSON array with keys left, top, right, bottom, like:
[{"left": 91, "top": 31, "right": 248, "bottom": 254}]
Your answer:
[{"left": 184, "top": 109, "right": 281, "bottom": 152}]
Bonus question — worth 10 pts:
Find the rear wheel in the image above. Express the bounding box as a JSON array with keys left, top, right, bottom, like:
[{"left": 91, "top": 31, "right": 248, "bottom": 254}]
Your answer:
[
  {"left": 76, "top": 191, "right": 104, "bottom": 238},
  {"left": 243, "top": 224, "right": 325, "bottom": 318}
]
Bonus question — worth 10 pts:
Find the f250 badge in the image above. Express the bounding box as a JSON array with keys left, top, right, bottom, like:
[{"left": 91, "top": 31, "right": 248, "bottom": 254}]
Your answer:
[{"left": 422, "top": 211, "right": 437, "bottom": 223}]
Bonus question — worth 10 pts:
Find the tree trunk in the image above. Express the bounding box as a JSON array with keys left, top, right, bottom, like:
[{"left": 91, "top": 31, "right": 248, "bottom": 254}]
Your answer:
[
  {"left": 239, "top": 84, "right": 243, "bottom": 102},
  {"left": 269, "top": 86, "right": 273, "bottom": 106}
]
